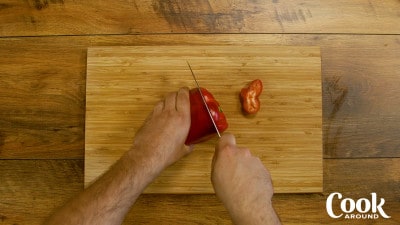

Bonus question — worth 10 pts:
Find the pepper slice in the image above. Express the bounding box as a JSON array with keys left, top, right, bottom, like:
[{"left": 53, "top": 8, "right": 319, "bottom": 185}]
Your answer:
[
  {"left": 185, "top": 87, "right": 228, "bottom": 145},
  {"left": 240, "top": 79, "right": 263, "bottom": 115}
]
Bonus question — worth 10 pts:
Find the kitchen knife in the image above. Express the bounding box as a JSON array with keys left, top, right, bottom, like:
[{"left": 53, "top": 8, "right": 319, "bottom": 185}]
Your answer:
[{"left": 187, "top": 61, "right": 221, "bottom": 138}]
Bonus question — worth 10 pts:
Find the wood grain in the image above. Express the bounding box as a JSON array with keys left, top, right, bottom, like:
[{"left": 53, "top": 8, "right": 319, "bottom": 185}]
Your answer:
[
  {"left": 0, "top": 34, "right": 398, "bottom": 221},
  {"left": 0, "top": 0, "right": 399, "bottom": 223},
  {"left": 0, "top": 0, "right": 399, "bottom": 36},
  {"left": 0, "top": 40, "right": 86, "bottom": 159},
  {"left": 1, "top": 159, "right": 398, "bottom": 225},
  {"left": 85, "top": 45, "right": 323, "bottom": 194},
  {"left": 0, "top": 34, "right": 399, "bottom": 159},
  {"left": 0, "top": 160, "right": 84, "bottom": 225}
]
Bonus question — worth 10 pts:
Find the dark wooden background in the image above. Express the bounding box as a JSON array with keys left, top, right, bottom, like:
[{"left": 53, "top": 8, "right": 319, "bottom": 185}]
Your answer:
[{"left": 0, "top": 0, "right": 399, "bottom": 224}]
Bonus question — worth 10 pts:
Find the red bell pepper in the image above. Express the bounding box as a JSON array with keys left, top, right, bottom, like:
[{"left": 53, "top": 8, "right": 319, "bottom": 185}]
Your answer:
[
  {"left": 240, "top": 79, "right": 263, "bottom": 114},
  {"left": 185, "top": 87, "right": 228, "bottom": 145}
]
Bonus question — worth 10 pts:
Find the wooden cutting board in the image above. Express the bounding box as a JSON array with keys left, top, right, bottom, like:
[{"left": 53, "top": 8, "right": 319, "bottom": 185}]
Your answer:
[{"left": 85, "top": 45, "right": 322, "bottom": 193}]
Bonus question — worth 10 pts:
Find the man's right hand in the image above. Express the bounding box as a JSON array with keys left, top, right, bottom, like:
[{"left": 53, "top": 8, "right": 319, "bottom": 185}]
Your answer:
[{"left": 211, "top": 133, "right": 281, "bottom": 225}]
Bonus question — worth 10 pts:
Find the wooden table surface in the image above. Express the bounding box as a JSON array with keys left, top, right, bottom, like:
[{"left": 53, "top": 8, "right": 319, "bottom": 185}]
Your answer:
[{"left": 0, "top": 1, "right": 399, "bottom": 224}]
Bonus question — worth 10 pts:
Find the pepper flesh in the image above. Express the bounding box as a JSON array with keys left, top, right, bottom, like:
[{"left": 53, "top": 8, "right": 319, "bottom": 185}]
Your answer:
[
  {"left": 240, "top": 79, "right": 263, "bottom": 114},
  {"left": 185, "top": 87, "right": 228, "bottom": 145}
]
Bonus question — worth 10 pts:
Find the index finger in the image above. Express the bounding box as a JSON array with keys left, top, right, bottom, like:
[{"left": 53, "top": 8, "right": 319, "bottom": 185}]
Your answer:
[
  {"left": 212, "top": 133, "right": 237, "bottom": 165},
  {"left": 216, "top": 133, "right": 237, "bottom": 152},
  {"left": 176, "top": 87, "right": 190, "bottom": 114}
]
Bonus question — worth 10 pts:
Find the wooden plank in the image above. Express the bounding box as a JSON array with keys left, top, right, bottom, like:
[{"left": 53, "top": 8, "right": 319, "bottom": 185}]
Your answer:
[
  {"left": 85, "top": 45, "right": 323, "bottom": 194},
  {"left": 0, "top": 34, "right": 399, "bottom": 159},
  {"left": 0, "top": 0, "right": 399, "bottom": 36},
  {"left": 0, "top": 40, "right": 86, "bottom": 159},
  {"left": 322, "top": 40, "right": 400, "bottom": 158},
  {"left": 0, "top": 159, "right": 398, "bottom": 224},
  {"left": 0, "top": 160, "right": 84, "bottom": 225}
]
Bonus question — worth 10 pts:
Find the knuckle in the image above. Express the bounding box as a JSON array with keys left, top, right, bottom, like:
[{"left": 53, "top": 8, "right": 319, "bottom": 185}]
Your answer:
[
  {"left": 221, "top": 144, "right": 236, "bottom": 154},
  {"left": 240, "top": 147, "right": 252, "bottom": 157}
]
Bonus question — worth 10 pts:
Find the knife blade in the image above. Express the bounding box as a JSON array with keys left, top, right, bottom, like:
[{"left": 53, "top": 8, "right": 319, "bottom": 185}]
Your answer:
[{"left": 187, "top": 61, "right": 221, "bottom": 138}]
